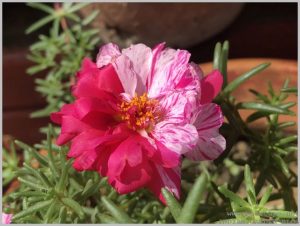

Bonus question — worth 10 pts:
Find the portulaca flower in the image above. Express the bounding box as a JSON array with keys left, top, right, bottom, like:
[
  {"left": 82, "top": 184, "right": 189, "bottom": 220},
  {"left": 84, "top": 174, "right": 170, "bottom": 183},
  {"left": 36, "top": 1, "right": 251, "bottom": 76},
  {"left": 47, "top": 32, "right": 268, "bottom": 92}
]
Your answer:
[{"left": 51, "top": 43, "right": 225, "bottom": 203}]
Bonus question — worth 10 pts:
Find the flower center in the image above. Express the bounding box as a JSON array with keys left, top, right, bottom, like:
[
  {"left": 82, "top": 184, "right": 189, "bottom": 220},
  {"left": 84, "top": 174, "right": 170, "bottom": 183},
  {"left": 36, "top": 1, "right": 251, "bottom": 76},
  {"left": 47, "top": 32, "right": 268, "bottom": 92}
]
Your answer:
[{"left": 119, "top": 93, "right": 161, "bottom": 131}]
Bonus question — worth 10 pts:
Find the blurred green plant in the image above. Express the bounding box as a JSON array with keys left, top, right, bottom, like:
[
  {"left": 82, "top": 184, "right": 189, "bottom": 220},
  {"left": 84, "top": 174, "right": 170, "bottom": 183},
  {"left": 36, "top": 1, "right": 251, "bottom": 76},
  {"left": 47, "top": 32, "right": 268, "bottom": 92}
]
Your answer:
[
  {"left": 216, "top": 164, "right": 297, "bottom": 223},
  {"left": 5, "top": 125, "right": 169, "bottom": 223},
  {"left": 26, "top": 2, "right": 101, "bottom": 118},
  {"left": 3, "top": 142, "right": 19, "bottom": 187}
]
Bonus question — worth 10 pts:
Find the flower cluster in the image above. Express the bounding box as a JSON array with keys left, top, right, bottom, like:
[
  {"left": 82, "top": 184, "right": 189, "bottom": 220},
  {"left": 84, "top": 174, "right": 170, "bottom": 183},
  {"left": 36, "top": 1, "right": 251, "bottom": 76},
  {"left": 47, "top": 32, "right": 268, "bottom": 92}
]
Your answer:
[{"left": 51, "top": 43, "right": 225, "bottom": 203}]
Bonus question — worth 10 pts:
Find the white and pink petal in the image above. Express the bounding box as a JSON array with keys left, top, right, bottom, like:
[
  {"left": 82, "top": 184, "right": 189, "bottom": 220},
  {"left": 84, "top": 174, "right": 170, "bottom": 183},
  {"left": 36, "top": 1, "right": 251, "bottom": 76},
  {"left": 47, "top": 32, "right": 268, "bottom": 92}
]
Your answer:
[
  {"left": 185, "top": 103, "right": 226, "bottom": 161},
  {"left": 152, "top": 122, "right": 198, "bottom": 155},
  {"left": 122, "top": 43, "right": 153, "bottom": 95},
  {"left": 96, "top": 43, "right": 121, "bottom": 68}
]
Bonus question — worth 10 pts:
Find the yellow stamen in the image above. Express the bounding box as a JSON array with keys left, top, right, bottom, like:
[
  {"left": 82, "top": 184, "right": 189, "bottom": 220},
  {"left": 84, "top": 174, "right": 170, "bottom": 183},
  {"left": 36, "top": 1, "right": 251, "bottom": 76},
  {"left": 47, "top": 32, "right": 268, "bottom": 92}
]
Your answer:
[{"left": 118, "top": 93, "right": 160, "bottom": 131}]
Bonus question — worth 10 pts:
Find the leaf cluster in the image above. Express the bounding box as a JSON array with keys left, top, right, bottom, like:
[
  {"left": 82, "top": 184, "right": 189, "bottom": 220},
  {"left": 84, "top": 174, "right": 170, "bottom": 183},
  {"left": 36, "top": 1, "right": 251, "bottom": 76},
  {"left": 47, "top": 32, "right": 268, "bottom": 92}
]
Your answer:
[{"left": 26, "top": 3, "right": 101, "bottom": 118}]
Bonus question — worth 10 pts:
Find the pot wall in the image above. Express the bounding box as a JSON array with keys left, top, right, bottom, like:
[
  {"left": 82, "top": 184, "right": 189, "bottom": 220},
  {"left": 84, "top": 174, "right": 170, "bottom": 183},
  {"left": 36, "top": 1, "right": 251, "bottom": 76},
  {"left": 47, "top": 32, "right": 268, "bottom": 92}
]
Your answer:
[{"left": 81, "top": 3, "right": 244, "bottom": 48}]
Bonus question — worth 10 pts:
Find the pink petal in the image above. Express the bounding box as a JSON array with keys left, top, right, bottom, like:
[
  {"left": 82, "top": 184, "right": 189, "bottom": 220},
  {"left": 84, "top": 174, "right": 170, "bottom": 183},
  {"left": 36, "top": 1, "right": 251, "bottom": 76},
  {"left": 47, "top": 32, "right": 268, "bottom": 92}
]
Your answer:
[
  {"left": 107, "top": 135, "right": 144, "bottom": 179},
  {"left": 96, "top": 127, "right": 132, "bottom": 176},
  {"left": 138, "top": 130, "right": 181, "bottom": 168},
  {"left": 2, "top": 213, "right": 13, "bottom": 224},
  {"left": 185, "top": 103, "right": 225, "bottom": 161},
  {"left": 56, "top": 115, "right": 91, "bottom": 145},
  {"left": 73, "top": 58, "right": 124, "bottom": 99},
  {"left": 122, "top": 44, "right": 153, "bottom": 95},
  {"left": 68, "top": 129, "right": 105, "bottom": 158},
  {"left": 96, "top": 43, "right": 121, "bottom": 68},
  {"left": 107, "top": 135, "right": 153, "bottom": 194},
  {"left": 148, "top": 47, "right": 200, "bottom": 98},
  {"left": 152, "top": 140, "right": 181, "bottom": 168},
  {"left": 72, "top": 148, "right": 98, "bottom": 171},
  {"left": 193, "top": 103, "right": 224, "bottom": 131},
  {"left": 147, "top": 42, "right": 165, "bottom": 88},
  {"left": 54, "top": 97, "right": 120, "bottom": 146},
  {"left": 109, "top": 163, "right": 152, "bottom": 194},
  {"left": 147, "top": 164, "right": 181, "bottom": 204},
  {"left": 147, "top": 47, "right": 182, "bottom": 97},
  {"left": 189, "top": 62, "right": 204, "bottom": 80},
  {"left": 158, "top": 91, "right": 197, "bottom": 124},
  {"left": 200, "top": 70, "right": 223, "bottom": 104},
  {"left": 186, "top": 129, "right": 226, "bottom": 161},
  {"left": 50, "top": 103, "right": 76, "bottom": 124},
  {"left": 112, "top": 55, "right": 138, "bottom": 97},
  {"left": 75, "top": 97, "right": 117, "bottom": 117},
  {"left": 73, "top": 97, "right": 118, "bottom": 130},
  {"left": 69, "top": 126, "right": 131, "bottom": 173},
  {"left": 152, "top": 122, "right": 198, "bottom": 154}
]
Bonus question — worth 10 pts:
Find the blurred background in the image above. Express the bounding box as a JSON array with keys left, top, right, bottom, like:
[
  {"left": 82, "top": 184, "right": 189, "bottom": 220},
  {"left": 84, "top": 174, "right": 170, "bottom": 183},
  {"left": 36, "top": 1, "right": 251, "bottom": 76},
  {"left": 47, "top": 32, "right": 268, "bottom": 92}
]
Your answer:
[{"left": 3, "top": 2, "right": 297, "bottom": 144}]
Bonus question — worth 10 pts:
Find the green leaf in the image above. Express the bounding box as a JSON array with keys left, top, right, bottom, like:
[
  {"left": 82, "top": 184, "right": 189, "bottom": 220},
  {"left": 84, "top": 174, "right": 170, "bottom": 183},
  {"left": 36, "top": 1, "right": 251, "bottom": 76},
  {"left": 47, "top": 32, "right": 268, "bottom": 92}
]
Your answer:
[
  {"left": 47, "top": 124, "right": 59, "bottom": 178},
  {"left": 259, "top": 185, "right": 273, "bottom": 207},
  {"left": 218, "top": 185, "right": 250, "bottom": 208},
  {"left": 273, "top": 154, "right": 290, "bottom": 177},
  {"left": 214, "top": 218, "right": 244, "bottom": 224},
  {"left": 285, "top": 146, "right": 297, "bottom": 153},
  {"left": 178, "top": 173, "right": 208, "bottom": 223},
  {"left": 220, "top": 40, "right": 229, "bottom": 88},
  {"left": 223, "top": 63, "right": 270, "bottom": 95},
  {"left": 280, "top": 102, "right": 296, "bottom": 109},
  {"left": 260, "top": 210, "right": 297, "bottom": 219},
  {"left": 56, "top": 160, "right": 72, "bottom": 192},
  {"left": 246, "top": 111, "right": 270, "bottom": 123},
  {"left": 98, "top": 214, "right": 119, "bottom": 224},
  {"left": 68, "top": 3, "right": 89, "bottom": 14},
  {"left": 277, "top": 121, "right": 296, "bottom": 129},
  {"left": 61, "top": 197, "right": 85, "bottom": 219},
  {"left": 267, "top": 81, "right": 275, "bottom": 97},
  {"left": 70, "top": 178, "right": 84, "bottom": 191},
  {"left": 244, "top": 165, "right": 256, "bottom": 206},
  {"left": 10, "top": 191, "right": 45, "bottom": 199},
  {"left": 213, "top": 42, "right": 222, "bottom": 70},
  {"left": 276, "top": 135, "right": 297, "bottom": 146},
  {"left": 14, "top": 140, "right": 48, "bottom": 167},
  {"left": 81, "top": 179, "right": 101, "bottom": 198},
  {"left": 27, "top": 3, "right": 54, "bottom": 14},
  {"left": 30, "top": 103, "right": 57, "bottom": 118},
  {"left": 249, "top": 89, "right": 270, "bottom": 102},
  {"left": 265, "top": 174, "right": 278, "bottom": 189},
  {"left": 44, "top": 199, "right": 58, "bottom": 223},
  {"left": 161, "top": 188, "right": 182, "bottom": 222},
  {"left": 65, "top": 13, "right": 81, "bottom": 22},
  {"left": 281, "top": 87, "right": 297, "bottom": 94},
  {"left": 82, "top": 10, "right": 99, "bottom": 25},
  {"left": 12, "top": 199, "right": 52, "bottom": 220},
  {"left": 18, "top": 177, "right": 48, "bottom": 191},
  {"left": 58, "top": 206, "right": 67, "bottom": 223},
  {"left": 23, "top": 163, "right": 52, "bottom": 187},
  {"left": 237, "top": 102, "right": 293, "bottom": 115},
  {"left": 101, "top": 196, "right": 133, "bottom": 223},
  {"left": 82, "top": 179, "right": 93, "bottom": 194},
  {"left": 26, "top": 14, "right": 56, "bottom": 34}
]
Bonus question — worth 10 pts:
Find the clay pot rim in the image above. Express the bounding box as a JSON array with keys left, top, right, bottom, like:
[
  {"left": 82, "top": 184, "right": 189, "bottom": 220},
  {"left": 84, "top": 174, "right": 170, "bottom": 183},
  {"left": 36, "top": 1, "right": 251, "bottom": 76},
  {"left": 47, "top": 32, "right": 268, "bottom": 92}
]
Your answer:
[{"left": 200, "top": 57, "right": 297, "bottom": 68}]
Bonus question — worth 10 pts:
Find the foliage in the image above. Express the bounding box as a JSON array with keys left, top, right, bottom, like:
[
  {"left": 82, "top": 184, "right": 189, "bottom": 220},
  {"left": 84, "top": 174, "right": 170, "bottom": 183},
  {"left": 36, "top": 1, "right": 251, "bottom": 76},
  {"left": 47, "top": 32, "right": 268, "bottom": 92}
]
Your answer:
[
  {"left": 3, "top": 142, "right": 19, "bottom": 187},
  {"left": 2, "top": 3, "right": 298, "bottom": 224},
  {"left": 26, "top": 3, "right": 101, "bottom": 118}
]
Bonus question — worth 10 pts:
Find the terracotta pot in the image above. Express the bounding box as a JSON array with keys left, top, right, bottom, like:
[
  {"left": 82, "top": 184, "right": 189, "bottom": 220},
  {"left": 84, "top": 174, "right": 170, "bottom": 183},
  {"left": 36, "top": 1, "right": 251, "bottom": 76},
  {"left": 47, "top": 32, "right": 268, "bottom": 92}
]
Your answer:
[
  {"left": 3, "top": 48, "right": 50, "bottom": 144},
  {"left": 80, "top": 3, "right": 244, "bottom": 48},
  {"left": 199, "top": 58, "right": 297, "bottom": 132}
]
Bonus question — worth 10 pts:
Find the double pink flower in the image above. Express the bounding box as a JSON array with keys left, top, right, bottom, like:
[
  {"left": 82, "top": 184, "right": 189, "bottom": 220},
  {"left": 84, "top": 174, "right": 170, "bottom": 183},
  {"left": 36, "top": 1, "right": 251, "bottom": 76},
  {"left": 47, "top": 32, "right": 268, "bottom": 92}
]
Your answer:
[{"left": 51, "top": 43, "right": 225, "bottom": 203}]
